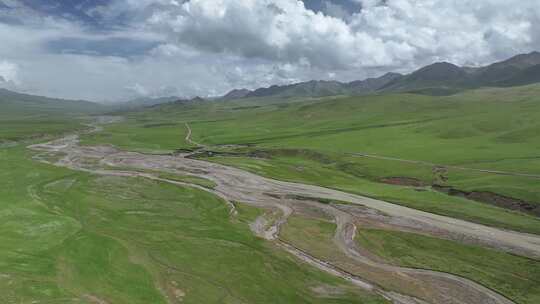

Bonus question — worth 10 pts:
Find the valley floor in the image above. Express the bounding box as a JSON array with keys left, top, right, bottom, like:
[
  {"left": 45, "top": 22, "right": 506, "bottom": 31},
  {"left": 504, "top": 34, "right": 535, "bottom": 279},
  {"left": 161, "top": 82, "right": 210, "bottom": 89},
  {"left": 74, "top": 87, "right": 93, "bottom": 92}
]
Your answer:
[
  {"left": 3, "top": 85, "right": 540, "bottom": 304},
  {"left": 17, "top": 117, "right": 540, "bottom": 304}
]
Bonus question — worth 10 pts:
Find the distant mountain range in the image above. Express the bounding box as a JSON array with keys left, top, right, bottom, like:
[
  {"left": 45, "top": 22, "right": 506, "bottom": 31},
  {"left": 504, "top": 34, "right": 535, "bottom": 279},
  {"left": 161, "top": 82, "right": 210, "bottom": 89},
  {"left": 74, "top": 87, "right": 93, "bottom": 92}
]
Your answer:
[
  {"left": 2, "top": 51, "right": 539, "bottom": 109},
  {"left": 221, "top": 51, "right": 540, "bottom": 99},
  {"left": 221, "top": 89, "right": 252, "bottom": 100}
]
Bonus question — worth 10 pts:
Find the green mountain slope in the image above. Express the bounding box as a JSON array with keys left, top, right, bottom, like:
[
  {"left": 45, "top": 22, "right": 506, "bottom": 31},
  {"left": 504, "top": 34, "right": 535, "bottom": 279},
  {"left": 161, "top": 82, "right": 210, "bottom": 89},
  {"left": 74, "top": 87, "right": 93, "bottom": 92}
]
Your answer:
[
  {"left": 0, "top": 88, "right": 103, "bottom": 117},
  {"left": 0, "top": 89, "right": 104, "bottom": 141},
  {"left": 498, "top": 64, "right": 540, "bottom": 87}
]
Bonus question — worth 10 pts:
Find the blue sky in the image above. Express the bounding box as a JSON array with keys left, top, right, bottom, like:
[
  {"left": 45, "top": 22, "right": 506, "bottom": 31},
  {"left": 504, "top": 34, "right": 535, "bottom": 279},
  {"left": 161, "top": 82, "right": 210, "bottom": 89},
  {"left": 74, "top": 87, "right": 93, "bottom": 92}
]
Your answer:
[
  {"left": 18, "top": 0, "right": 111, "bottom": 23},
  {"left": 0, "top": 0, "right": 539, "bottom": 102},
  {"left": 15, "top": 0, "right": 361, "bottom": 26}
]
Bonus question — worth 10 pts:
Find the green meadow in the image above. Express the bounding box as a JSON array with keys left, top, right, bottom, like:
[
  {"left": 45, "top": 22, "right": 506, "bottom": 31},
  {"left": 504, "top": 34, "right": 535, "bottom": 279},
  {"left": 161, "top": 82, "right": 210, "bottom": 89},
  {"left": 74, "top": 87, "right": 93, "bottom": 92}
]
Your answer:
[
  {"left": 0, "top": 91, "right": 101, "bottom": 143},
  {"left": 0, "top": 145, "right": 386, "bottom": 303},
  {"left": 82, "top": 84, "right": 540, "bottom": 233},
  {"left": 82, "top": 119, "right": 194, "bottom": 153},
  {"left": 3, "top": 83, "right": 540, "bottom": 303}
]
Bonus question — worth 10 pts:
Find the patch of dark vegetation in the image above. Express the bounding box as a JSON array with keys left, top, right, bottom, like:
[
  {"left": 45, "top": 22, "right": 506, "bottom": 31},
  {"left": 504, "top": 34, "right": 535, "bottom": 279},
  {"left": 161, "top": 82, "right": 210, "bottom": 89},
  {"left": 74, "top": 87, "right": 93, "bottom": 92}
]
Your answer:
[
  {"left": 283, "top": 194, "right": 355, "bottom": 206},
  {"left": 264, "top": 193, "right": 283, "bottom": 199},
  {"left": 186, "top": 151, "right": 214, "bottom": 158},
  {"left": 189, "top": 148, "right": 333, "bottom": 164},
  {"left": 135, "top": 118, "right": 153, "bottom": 123},
  {"left": 142, "top": 122, "right": 179, "bottom": 128},
  {"left": 380, "top": 177, "right": 428, "bottom": 187},
  {"left": 246, "top": 150, "right": 273, "bottom": 158},
  {"left": 189, "top": 118, "right": 235, "bottom": 124},
  {"left": 334, "top": 162, "right": 369, "bottom": 179},
  {"left": 172, "top": 148, "right": 198, "bottom": 155},
  {"left": 275, "top": 103, "right": 291, "bottom": 109},
  {"left": 406, "top": 87, "right": 462, "bottom": 96},
  {"left": 230, "top": 106, "right": 261, "bottom": 110},
  {"left": 285, "top": 194, "right": 335, "bottom": 204},
  {"left": 214, "top": 143, "right": 255, "bottom": 148},
  {"left": 263, "top": 193, "right": 342, "bottom": 205},
  {"left": 188, "top": 150, "right": 265, "bottom": 159},
  {"left": 267, "top": 148, "right": 334, "bottom": 164},
  {"left": 432, "top": 185, "right": 540, "bottom": 216},
  {"left": 0, "top": 140, "right": 17, "bottom": 148},
  {"left": 94, "top": 132, "right": 112, "bottom": 138},
  {"left": 432, "top": 166, "right": 449, "bottom": 184}
]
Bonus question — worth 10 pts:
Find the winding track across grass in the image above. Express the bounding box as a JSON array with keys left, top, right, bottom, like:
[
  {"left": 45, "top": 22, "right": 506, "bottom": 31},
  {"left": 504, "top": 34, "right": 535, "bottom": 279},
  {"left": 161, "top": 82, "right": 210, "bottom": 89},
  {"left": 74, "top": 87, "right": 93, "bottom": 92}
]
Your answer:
[{"left": 184, "top": 122, "right": 203, "bottom": 148}]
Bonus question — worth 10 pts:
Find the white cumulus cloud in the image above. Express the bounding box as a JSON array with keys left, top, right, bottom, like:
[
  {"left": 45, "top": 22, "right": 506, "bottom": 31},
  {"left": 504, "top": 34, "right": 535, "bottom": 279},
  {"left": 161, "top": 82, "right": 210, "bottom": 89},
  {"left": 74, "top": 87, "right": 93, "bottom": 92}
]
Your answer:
[
  {"left": 0, "top": 60, "right": 19, "bottom": 86},
  {"left": 0, "top": 0, "right": 540, "bottom": 101}
]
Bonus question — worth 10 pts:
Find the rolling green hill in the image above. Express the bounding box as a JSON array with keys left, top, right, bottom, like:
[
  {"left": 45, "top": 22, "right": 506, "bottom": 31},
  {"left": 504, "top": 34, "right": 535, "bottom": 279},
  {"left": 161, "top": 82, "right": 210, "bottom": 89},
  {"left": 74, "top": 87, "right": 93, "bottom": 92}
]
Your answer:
[
  {"left": 0, "top": 88, "right": 104, "bottom": 142},
  {"left": 0, "top": 88, "right": 102, "bottom": 116},
  {"left": 84, "top": 83, "right": 540, "bottom": 233}
]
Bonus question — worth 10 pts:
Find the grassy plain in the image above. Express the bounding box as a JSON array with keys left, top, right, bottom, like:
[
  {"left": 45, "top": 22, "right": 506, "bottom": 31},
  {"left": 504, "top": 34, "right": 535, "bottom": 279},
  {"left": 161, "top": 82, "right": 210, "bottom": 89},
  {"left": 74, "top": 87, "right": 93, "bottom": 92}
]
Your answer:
[
  {"left": 4, "top": 83, "right": 540, "bottom": 302},
  {"left": 0, "top": 91, "right": 101, "bottom": 142},
  {"left": 82, "top": 119, "right": 194, "bottom": 152},
  {"left": 0, "top": 143, "right": 386, "bottom": 303},
  {"left": 81, "top": 84, "right": 540, "bottom": 233},
  {"left": 0, "top": 96, "right": 389, "bottom": 303}
]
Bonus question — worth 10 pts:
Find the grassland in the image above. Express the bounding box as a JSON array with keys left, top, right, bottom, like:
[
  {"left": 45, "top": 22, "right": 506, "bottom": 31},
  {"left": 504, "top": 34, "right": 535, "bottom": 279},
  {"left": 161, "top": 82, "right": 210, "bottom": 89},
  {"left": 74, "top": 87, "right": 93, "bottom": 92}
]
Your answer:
[
  {"left": 0, "top": 118, "right": 87, "bottom": 143},
  {"left": 0, "top": 90, "right": 102, "bottom": 143},
  {"left": 3, "top": 83, "right": 540, "bottom": 302},
  {"left": 82, "top": 119, "right": 194, "bottom": 153},
  {"left": 281, "top": 215, "right": 540, "bottom": 304},
  {"left": 0, "top": 143, "right": 387, "bottom": 303},
  {"left": 0, "top": 93, "right": 392, "bottom": 304},
  {"left": 80, "top": 85, "right": 540, "bottom": 233},
  {"left": 187, "top": 87, "right": 540, "bottom": 199}
]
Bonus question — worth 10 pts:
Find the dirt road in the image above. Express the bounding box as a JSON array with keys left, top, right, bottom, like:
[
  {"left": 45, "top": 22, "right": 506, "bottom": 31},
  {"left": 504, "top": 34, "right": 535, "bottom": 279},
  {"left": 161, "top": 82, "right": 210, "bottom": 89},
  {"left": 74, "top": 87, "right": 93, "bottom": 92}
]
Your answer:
[{"left": 184, "top": 122, "right": 203, "bottom": 147}]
